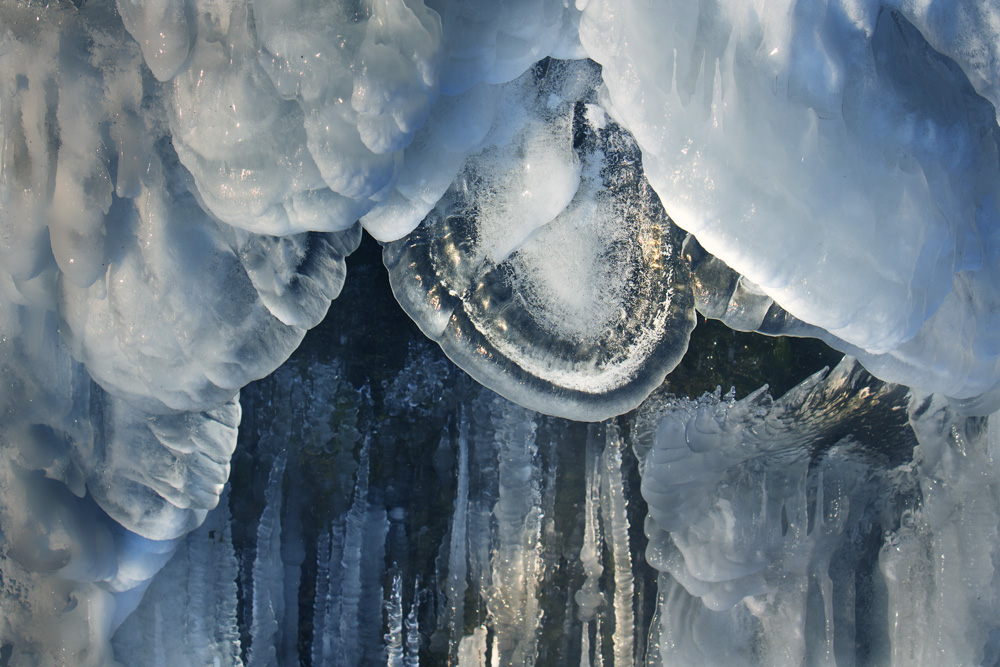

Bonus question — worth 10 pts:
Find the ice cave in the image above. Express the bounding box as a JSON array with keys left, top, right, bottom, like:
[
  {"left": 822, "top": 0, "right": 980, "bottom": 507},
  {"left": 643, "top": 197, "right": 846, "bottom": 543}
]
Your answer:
[{"left": 3, "top": 0, "right": 1000, "bottom": 665}]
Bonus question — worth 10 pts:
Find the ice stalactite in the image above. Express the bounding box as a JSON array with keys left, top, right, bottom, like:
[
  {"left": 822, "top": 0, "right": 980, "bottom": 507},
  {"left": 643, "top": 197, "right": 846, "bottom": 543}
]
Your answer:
[
  {"left": 305, "top": 434, "right": 389, "bottom": 666},
  {"left": 600, "top": 425, "right": 634, "bottom": 667},
  {"left": 385, "top": 573, "right": 405, "bottom": 667},
  {"left": 488, "top": 401, "right": 543, "bottom": 664},
  {"left": 311, "top": 522, "right": 346, "bottom": 667},
  {"left": 405, "top": 579, "right": 421, "bottom": 667},
  {"left": 577, "top": 427, "right": 605, "bottom": 667},
  {"left": 310, "top": 528, "right": 332, "bottom": 667},
  {"left": 446, "top": 417, "right": 471, "bottom": 657},
  {"left": 247, "top": 452, "right": 287, "bottom": 667},
  {"left": 332, "top": 438, "right": 371, "bottom": 665},
  {"left": 359, "top": 503, "right": 390, "bottom": 661},
  {"left": 457, "top": 626, "right": 489, "bottom": 667}
]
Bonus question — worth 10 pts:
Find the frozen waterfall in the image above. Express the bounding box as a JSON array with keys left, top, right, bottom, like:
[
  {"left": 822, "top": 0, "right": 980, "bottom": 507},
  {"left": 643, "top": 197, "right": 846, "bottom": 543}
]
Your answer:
[{"left": 4, "top": 0, "right": 1000, "bottom": 665}]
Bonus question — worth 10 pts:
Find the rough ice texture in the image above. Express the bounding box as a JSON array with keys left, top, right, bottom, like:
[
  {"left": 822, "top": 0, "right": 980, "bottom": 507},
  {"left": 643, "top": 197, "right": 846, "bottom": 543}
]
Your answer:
[
  {"left": 0, "top": 2, "right": 357, "bottom": 663},
  {"left": 111, "top": 489, "right": 244, "bottom": 667}
]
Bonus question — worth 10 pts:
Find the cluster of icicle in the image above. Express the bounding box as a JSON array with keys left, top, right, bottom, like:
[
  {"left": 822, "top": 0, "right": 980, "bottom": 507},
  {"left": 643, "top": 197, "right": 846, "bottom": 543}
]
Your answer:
[
  {"left": 112, "top": 343, "right": 1000, "bottom": 666},
  {"left": 113, "top": 346, "right": 648, "bottom": 666}
]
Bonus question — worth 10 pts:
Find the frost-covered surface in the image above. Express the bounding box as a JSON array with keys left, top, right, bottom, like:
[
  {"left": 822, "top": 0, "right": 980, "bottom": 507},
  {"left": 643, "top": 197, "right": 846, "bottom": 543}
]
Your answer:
[
  {"left": 5, "top": 0, "right": 1000, "bottom": 664},
  {"left": 633, "top": 358, "right": 969, "bottom": 666}
]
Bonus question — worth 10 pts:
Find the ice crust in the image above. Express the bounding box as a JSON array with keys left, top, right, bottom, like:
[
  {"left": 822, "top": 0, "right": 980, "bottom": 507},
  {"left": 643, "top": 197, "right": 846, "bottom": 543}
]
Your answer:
[{"left": 6, "top": 0, "right": 1000, "bottom": 663}]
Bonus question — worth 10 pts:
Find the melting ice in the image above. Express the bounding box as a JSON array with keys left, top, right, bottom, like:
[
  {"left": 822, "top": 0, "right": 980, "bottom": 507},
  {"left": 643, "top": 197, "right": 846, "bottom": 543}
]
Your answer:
[{"left": 3, "top": 0, "right": 1000, "bottom": 665}]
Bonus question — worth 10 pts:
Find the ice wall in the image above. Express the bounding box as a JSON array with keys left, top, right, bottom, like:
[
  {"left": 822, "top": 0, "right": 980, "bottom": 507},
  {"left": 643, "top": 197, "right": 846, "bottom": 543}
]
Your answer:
[
  {"left": 0, "top": 1, "right": 352, "bottom": 661},
  {"left": 5, "top": 0, "right": 1000, "bottom": 664},
  {"left": 210, "top": 338, "right": 654, "bottom": 666}
]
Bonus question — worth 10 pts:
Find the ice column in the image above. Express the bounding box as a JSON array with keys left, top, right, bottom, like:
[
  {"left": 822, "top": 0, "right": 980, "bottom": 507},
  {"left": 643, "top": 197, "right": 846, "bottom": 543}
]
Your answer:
[
  {"left": 385, "top": 573, "right": 405, "bottom": 667},
  {"left": 881, "top": 396, "right": 1000, "bottom": 665},
  {"left": 309, "top": 436, "right": 389, "bottom": 665},
  {"left": 446, "top": 417, "right": 472, "bottom": 655},
  {"left": 111, "top": 488, "right": 244, "bottom": 667}
]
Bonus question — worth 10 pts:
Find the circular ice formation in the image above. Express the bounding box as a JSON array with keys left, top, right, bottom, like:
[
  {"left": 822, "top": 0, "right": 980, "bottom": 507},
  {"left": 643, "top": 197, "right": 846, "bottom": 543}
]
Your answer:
[{"left": 385, "top": 60, "right": 696, "bottom": 421}]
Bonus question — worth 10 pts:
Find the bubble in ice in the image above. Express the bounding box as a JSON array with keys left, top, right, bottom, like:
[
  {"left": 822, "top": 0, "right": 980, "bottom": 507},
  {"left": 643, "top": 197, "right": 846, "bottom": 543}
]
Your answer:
[{"left": 385, "top": 59, "right": 696, "bottom": 421}]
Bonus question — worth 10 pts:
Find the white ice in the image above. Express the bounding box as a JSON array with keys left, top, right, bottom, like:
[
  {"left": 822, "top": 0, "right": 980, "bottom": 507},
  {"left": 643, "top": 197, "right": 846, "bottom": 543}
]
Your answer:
[{"left": 5, "top": 0, "right": 1000, "bottom": 664}]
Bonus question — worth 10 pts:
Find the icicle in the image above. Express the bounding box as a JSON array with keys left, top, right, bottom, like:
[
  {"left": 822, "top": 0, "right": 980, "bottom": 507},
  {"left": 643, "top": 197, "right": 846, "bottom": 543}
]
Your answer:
[
  {"left": 385, "top": 573, "right": 405, "bottom": 667},
  {"left": 465, "top": 393, "right": 499, "bottom": 637},
  {"left": 457, "top": 626, "right": 488, "bottom": 666},
  {"left": 197, "top": 488, "right": 244, "bottom": 667},
  {"left": 447, "top": 415, "right": 471, "bottom": 657},
  {"left": 601, "top": 425, "right": 635, "bottom": 667},
  {"left": 311, "top": 529, "right": 332, "bottom": 667},
  {"left": 360, "top": 504, "right": 390, "bottom": 661},
  {"left": 279, "top": 462, "right": 305, "bottom": 667},
  {"left": 316, "top": 522, "right": 346, "bottom": 665},
  {"left": 595, "top": 598, "right": 604, "bottom": 667},
  {"left": 336, "top": 438, "right": 371, "bottom": 665},
  {"left": 488, "top": 400, "right": 542, "bottom": 664},
  {"left": 111, "top": 487, "right": 243, "bottom": 667},
  {"left": 247, "top": 452, "right": 287, "bottom": 667},
  {"left": 404, "top": 578, "right": 420, "bottom": 666},
  {"left": 577, "top": 426, "right": 605, "bottom": 667}
]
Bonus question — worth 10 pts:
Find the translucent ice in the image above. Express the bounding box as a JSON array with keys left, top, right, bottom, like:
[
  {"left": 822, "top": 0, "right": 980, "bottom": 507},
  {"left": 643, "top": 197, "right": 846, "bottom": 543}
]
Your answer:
[
  {"left": 7, "top": 0, "right": 1000, "bottom": 664},
  {"left": 385, "top": 59, "right": 696, "bottom": 421}
]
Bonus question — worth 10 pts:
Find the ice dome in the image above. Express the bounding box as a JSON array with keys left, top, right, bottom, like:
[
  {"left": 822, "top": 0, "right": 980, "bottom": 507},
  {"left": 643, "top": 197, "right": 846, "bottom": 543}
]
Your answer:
[{"left": 3, "top": 0, "right": 1000, "bottom": 664}]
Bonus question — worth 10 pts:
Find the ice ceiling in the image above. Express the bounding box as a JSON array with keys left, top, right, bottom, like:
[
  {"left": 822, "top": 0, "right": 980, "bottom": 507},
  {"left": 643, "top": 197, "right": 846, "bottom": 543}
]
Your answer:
[{"left": 3, "top": 0, "right": 1000, "bottom": 664}]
